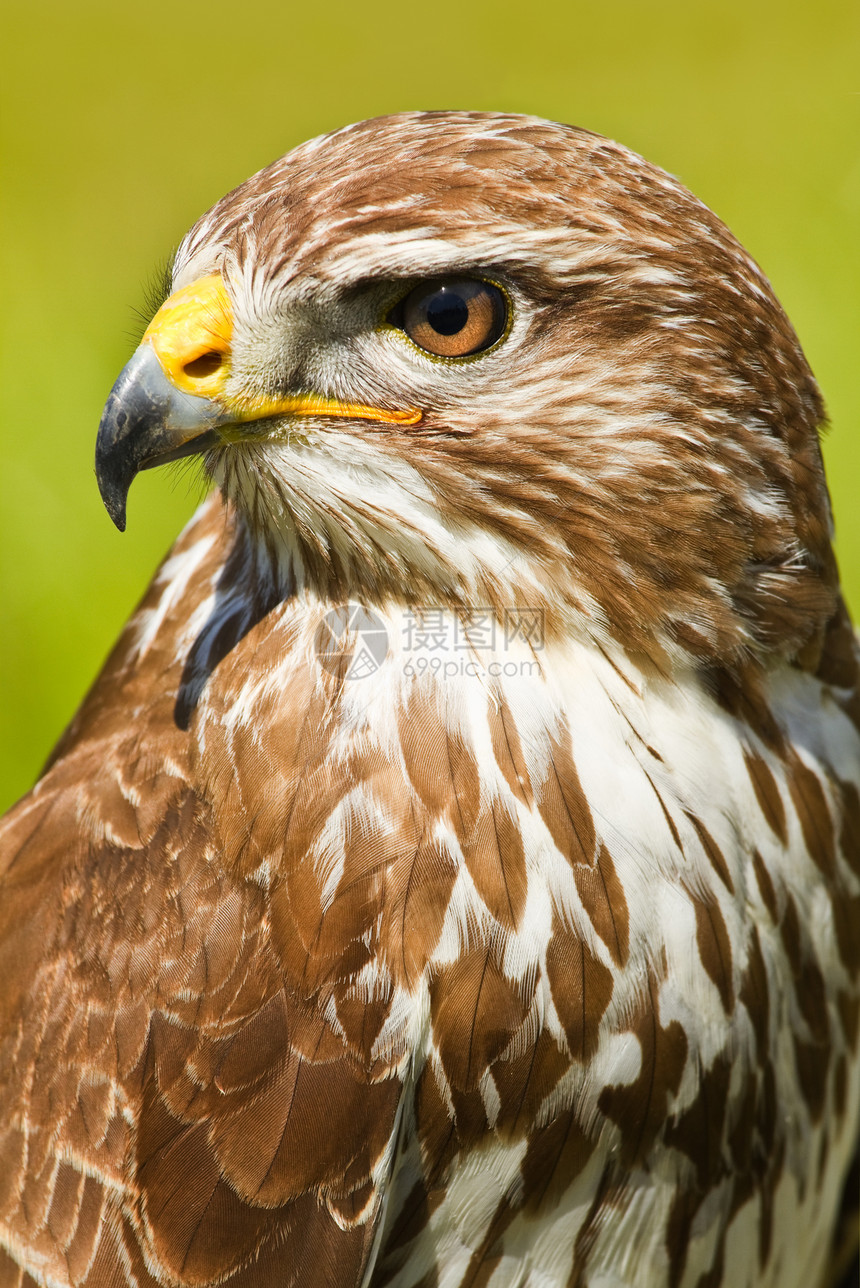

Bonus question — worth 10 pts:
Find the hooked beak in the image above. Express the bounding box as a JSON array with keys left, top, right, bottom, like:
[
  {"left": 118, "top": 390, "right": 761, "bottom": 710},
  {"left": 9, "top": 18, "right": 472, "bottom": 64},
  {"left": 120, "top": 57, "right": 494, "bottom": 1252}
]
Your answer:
[
  {"left": 95, "top": 344, "right": 226, "bottom": 530},
  {"left": 95, "top": 273, "right": 421, "bottom": 531}
]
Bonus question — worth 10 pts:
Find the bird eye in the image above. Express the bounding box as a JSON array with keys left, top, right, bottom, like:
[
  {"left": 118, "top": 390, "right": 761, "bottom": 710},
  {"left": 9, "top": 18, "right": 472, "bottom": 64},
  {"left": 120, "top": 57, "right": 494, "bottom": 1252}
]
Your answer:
[{"left": 389, "top": 278, "right": 508, "bottom": 358}]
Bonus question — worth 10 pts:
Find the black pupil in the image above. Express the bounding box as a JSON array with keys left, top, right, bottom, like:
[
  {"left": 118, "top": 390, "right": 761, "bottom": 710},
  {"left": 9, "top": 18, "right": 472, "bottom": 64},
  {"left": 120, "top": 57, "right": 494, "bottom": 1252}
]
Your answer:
[{"left": 426, "top": 291, "right": 469, "bottom": 336}]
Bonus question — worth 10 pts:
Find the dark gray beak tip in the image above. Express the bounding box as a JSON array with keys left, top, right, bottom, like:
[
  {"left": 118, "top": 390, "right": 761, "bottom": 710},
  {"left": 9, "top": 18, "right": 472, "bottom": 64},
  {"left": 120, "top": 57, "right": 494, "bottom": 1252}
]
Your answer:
[
  {"left": 95, "top": 388, "right": 136, "bottom": 531},
  {"left": 97, "top": 475, "right": 128, "bottom": 532}
]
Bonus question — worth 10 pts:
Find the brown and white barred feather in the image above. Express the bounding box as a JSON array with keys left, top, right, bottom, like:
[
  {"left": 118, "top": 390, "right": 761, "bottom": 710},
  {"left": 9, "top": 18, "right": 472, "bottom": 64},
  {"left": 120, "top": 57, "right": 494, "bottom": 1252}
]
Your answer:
[{"left": 0, "top": 113, "right": 857, "bottom": 1288}]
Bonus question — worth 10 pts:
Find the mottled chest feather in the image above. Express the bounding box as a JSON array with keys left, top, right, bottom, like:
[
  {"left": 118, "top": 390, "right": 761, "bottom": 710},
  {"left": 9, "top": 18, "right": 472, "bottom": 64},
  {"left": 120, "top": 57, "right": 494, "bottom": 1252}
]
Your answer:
[{"left": 15, "top": 498, "right": 855, "bottom": 1288}]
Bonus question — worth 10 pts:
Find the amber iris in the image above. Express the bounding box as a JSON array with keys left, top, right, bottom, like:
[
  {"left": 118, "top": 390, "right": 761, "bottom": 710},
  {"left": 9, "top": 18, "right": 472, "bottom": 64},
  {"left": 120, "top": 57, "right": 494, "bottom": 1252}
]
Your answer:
[{"left": 392, "top": 278, "right": 507, "bottom": 357}]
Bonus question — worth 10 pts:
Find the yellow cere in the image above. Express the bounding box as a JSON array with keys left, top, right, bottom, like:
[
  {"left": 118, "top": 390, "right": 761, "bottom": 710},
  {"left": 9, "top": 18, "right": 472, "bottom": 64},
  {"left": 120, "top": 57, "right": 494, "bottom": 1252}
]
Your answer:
[{"left": 142, "top": 274, "right": 234, "bottom": 401}]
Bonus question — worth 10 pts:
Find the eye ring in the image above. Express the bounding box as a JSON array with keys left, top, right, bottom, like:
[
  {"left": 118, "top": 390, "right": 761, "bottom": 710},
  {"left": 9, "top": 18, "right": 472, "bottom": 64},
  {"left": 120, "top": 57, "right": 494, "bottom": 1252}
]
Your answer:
[{"left": 387, "top": 277, "right": 510, "bottom": 359}]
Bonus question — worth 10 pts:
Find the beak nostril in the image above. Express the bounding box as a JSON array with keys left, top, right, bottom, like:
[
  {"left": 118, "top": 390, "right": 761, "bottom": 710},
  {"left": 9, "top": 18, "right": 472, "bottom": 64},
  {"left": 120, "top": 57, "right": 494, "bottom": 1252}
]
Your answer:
[{"left": 183, "top": 351, "right": 223, "bottom": 379}]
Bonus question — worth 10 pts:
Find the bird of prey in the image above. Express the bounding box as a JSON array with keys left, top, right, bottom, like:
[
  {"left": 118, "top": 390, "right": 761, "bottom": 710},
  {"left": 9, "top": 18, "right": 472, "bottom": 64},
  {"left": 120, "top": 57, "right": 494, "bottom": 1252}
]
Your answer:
[{"left": 0, "top": 112, "right": 858, "bottom": 1288}]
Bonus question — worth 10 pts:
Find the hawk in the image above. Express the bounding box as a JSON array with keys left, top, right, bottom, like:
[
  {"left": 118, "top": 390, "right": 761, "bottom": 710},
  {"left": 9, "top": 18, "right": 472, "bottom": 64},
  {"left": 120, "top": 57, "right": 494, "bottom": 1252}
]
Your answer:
[{"left": 0, "top": 112, "right": 858, "bottom": 1288}]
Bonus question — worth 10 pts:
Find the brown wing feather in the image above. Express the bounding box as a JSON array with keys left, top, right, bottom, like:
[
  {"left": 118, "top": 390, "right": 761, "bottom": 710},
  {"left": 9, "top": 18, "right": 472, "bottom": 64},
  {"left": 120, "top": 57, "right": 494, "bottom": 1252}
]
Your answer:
[{"left": 0, "top": 498, "right": 404, "bottom": 1287}]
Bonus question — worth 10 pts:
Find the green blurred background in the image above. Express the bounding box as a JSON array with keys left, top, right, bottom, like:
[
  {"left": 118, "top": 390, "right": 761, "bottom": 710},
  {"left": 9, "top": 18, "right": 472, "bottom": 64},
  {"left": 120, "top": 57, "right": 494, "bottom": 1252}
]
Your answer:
[{"left": 1, "top": 0, "right": 858, "bottom": 813}]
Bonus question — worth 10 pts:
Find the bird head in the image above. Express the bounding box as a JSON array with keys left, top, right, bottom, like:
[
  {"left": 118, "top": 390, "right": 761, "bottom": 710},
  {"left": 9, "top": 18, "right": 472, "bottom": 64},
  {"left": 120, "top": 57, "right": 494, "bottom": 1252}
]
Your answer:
[{"left": 96, "top": 112, "right": 837, "bottom": 666}]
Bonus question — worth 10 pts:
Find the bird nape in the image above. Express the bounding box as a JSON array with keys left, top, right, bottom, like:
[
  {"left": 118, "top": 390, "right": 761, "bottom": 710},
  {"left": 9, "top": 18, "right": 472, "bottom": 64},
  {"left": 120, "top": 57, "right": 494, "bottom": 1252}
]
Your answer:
[{"left": 0, "top": 112, "right": 858, "bottom": 1288}]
